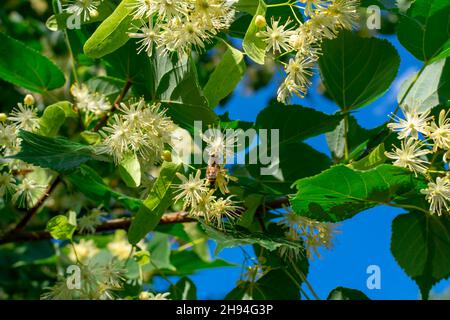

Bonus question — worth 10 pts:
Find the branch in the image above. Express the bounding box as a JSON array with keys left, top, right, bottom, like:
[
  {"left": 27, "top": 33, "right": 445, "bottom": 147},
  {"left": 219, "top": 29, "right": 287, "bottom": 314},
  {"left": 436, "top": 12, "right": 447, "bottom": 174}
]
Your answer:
[
  {"left": 0, "top": 198, "right": 289, "bottom": 245},
  {"left": 92, "top": 79, "right": 132, "bottom": 132},
  {"left": 0, "top": 212, "right": 193, "bottom": 245},
  {"left": 10, "top": 176, "right": 61, "bottom": 234}
]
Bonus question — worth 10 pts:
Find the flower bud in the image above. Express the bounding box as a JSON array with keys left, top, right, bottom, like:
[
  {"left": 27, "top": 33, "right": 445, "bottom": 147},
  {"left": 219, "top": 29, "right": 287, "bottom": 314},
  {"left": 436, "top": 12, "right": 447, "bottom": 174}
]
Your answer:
[
  {"left": 24, "top": 94, "right": 35, "bottom": 106},
  {"left": 255, "top": 15, "right": 266, "bottom": 28},
  {"left": 90, "top": 9, "right": 99, "bottom": 18},
  {"left": 0, "top": 113, "right": 7, "bottom": 122},
  {"left": 161, "top": 150, "right": 172, "bottom": 162}
]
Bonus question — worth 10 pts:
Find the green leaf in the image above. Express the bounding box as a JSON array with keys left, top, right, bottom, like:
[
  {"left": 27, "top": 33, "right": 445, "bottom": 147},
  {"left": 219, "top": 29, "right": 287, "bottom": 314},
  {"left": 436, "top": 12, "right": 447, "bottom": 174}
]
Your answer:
[
  {"left": 66, "top": 165, "right": 141, "bottom": 211},
  {"left": 291, "top": 164, "right": 426, "bottom": 222},
  {"left": 391, "top": 212, "right": 450, "bottom": 299},
  {"left": 238, "top": 194, "right": 264, "bottom": 228},
  {"left": 242, "top": 0, "right": 267, "bottom": 65},
  {"left": 169, "top": 277, "right": 197, "bottom": 300},
  {"left": 170, "top": 250, "right": 236, "bottom": 275},
  {"left": 46, "top": 214, "right": 76, "bottom": 241},
  {"left": 397, "top": 58, "right": 450, "bottom": 112},
  {"left": 38, "top": 105, "right": 65, "bottom": 137},
  {"left": 182, "top": 223, "right": 211, "bottom": 262},
  {"left": 203, "top": 45, "right": 246, "bottom": 108},
  {"left": 327, "top": 287, "right": 370, "bottom": 300},
  {"left": 254, "top": 269, "right": 301, "bottom": 300},
  {"left": 319, "top": 31, "right": 400, "bottom": 110},
  {"left": 12, "top": 131, "right": 98, "bottom": 171},
  {"left": 143, "top": 233, "right": 175, "bottom": 271},
  {"left": 397, "top": 0, "right": 450, "bottom": 62},
  {"left": 245, "top": 142, "right": 331, "bottom": 195},
  {"left": 326, "top": 116, "right": 385, "bottom": 161},
  {"left": 83, "top": 0, "right": 135, "bottom": 58},
  {"left": 118, "top": 153, "right": 141, "bottom": 188},
  {"left": 202, "top": 223, "right": 305, "bottom": 255},
  {"left": 86, "top": 76, "right": 126, "bottom": 103},
  {"left": 128, "top": 162, "right": 180, "bottom": 245},
  {"left": 349, "top": 143, "right": 386, "bottom": 170},
  {"left": 104, "top": 42, "right": 217, "bottom": 129},
  {"left": 0, "top": 33, "right": 65, "bottom": 93},
  {"left": 255, "top": 101, "right": 344, "bottom": 144}
]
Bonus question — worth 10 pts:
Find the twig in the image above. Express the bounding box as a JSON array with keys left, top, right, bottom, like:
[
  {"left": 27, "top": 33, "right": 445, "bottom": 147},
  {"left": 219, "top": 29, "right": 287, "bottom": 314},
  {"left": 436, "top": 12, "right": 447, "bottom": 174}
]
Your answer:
[
  {"left": 0, "top": 198, "right": 289, "bottom": 245},
  {"left": 92, "top": 79, "right": 132, "bottom": 132},
  {"left": 0, "top": 213, "right": 193, "bottom": 245}
]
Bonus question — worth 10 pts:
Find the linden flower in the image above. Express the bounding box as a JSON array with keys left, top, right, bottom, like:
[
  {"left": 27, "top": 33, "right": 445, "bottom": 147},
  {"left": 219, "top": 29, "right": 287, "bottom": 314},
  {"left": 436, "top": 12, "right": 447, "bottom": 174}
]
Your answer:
[
  {"left": 206, "top": 196, "right": 241, "bottom": 229},
  {"left": 0, "top": 172, "right": 16, "bottom": 197},
  {"left": 304, "top": 12, "right": 339, "bottom": 40},
  {"left": 162, "top": 17, "right": 209, "bottom": 56},
  {"left": 385, "top": 138, "right": 431, "bottom": 176},
  {"left": 278, "top": 210, "right": 337, "bottom": 259},
  {"left": 387, "top": 107, "right": 431, "bottom": 140},
  {"left": 128, "top": 0, "right": 152, "bottom": 20},
  {"left": 139, "top": 291, "right": 171, "bottom": 300},
  {"left": 78, "top": 209, "right": 105, "bottom": 234},
  {"left": 191, "top": 0, "right": 235, "bottom": 30},
  {"left": 12, "top": 178, "right": 46, "bottom": 208},
  {"left": 99, "top": 115, "right": 136, "bottom": 163},
  {"left": 0, "top": 123, "right": 18, "bottom": 151},
  {"left": 149, "top": 0, "right": 186, "bottom": 20},
  {"left": 425, "top": 109, "right": 450, "bottom": 151},
  {"left": 174, "top": 170, "right": 209, "bottom": 209},
  {"left": 68, "top": 239, "right": 100, "bottom": 263},
  {"left": 66, "top": 0, "right": 102, "bottom": 22},
  {"left": 202, "top": 128, "right": 238, "bottom": 163},
  {"left": 285, "top": 56, "right": 314, "bottom": 90},
  {"left": 8, "top": 103, "right": 40, "bottom": 132},
  {"left": 71, "top": 83, "right": 111, "bottom": 114},
  {"left": 326, "top": 0, "right": 360, "bottom": 30},
  {"left": 421, "top": 177, "right": 450, "bottom": 216},
  {"left": 299, "top": 0, "right": 327, "bottom": 16},
  {"left": 128, "top": 19, "right": 161, "bottom": 57},
  {"left": 107, "top": 238, "right": 133, "bottom": 260},
  {"left": 259, "top": 17, "right": 296, "bottom": 54}
]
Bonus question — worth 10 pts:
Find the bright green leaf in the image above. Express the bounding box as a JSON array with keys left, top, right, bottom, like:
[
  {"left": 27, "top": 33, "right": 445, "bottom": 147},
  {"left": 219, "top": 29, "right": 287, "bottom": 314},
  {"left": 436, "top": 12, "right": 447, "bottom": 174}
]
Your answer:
[
  {"left": 242, "top": 0, "right": 267, "bottom": 65},
  {"left": 203, "top": 45, "right": 246, "bottom": 108},
  {"left": 83, "top": 0, "right": 135, "bottom": 59},
  {"left": 128, "top": 162, "right": 180, "bottom": 245},
  {"left": 0, "top": 33, "right": 65, "bottom": 93},
  {"left": 46, "top": 215, "right": 76, "bottom": 241},
  {"left": 391, "top": 211, "right": 450, "bottom": 299},
  {"left": 118, "top": 153, "right": 141, "bottom": 188},
  {"left": 291, "top": 164, "right": 426, "bottom": 222},
  {"left": 319, "top": 31, "right": 400, "bottom": 110}
]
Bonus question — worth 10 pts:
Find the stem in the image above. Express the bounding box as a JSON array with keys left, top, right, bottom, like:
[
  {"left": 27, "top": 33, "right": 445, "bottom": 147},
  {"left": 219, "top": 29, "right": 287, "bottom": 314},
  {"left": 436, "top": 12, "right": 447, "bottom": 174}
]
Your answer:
[
  {"left": 391, "top": 64, "right": 427, "bottom": 117},
  {"left": 289, "top": 5, "right": 302, "bottom": 25},
  {"left": 266, "top": 2, "right": 292, "bottom": 8},
  {"left": 343, "top": 112, "right": 350, "bottom": 161}
]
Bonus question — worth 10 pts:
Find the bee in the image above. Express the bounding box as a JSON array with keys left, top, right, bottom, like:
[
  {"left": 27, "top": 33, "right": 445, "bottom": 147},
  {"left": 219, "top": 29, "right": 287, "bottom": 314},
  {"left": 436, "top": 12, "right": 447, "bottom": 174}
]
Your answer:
[{"left": 206, "top": 154, "right": 220, "bottom": 187}]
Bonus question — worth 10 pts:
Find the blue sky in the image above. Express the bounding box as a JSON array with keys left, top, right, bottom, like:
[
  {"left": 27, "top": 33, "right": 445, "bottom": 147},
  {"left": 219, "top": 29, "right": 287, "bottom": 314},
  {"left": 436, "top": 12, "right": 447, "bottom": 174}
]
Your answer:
[{"left": 158, "top": 34, "right": 450, "bottom": 300}]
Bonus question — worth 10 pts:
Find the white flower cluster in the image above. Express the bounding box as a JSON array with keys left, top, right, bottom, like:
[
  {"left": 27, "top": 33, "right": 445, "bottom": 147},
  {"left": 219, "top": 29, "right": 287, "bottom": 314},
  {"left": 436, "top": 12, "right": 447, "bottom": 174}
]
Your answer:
[
  {"left": 71, "top": 83, "right": 112, "bottom": 115},
  {"left": 278, "top": 208, "right": 337, "bottom": 259},
  {"left": 65, "top": 0, "right": 103, "bottom": 22},
  {"left": 98, "top": 98, "right": 175, "bottom": 164},
  {"left": 0, "top": 95, "right": 48, "bottom": 209},
  {"left": 385, "top": 106, "right": 450, "bottom": 216},
  {"left": 41, "top": 258, "right": 126, "bottom": 300},
  {"left": 127, "top": 0, "right": 235, "bottom": 57},
  {"left": 256, "top": 0, "right": 360, "bottom": 103},
  {"left": 174, "top": 169, "right": 241, "bottom": 229}
]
